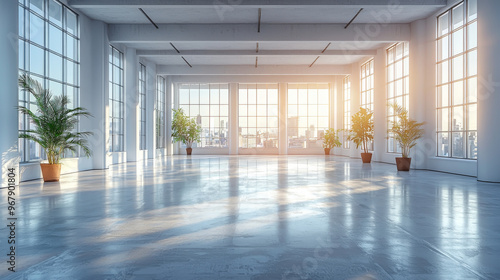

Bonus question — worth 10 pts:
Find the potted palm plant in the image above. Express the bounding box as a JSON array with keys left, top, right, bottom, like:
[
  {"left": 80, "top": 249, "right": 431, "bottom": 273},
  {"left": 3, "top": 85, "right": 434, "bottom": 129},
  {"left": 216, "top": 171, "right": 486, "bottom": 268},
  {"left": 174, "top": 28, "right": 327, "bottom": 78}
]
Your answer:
[
  {"left": 323, "top": 128, "right": 342, "bottom": 155},
  {"left": 17, "top": 74, "right": 93, "bottom": 182},
  {"left": 389, "top": 104, "right": 425, "bottom": 171},
  {"left": 348, "top": 107, "right": 374, "bottom": 163},
  {"left": 171, "top": 108, "right": 202, "bottom": 155}
]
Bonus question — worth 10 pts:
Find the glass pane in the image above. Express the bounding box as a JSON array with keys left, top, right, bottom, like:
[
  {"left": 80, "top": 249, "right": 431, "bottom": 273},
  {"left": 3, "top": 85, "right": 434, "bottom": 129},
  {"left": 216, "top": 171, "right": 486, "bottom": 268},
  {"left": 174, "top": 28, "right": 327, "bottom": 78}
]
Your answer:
[
  {"left": 220, "top": 105, "right": 228, "bottom": 117},
  {"left": 179, "top": 87, "right": 189, "bottom": 104},
  {"left": 68, "top": 60, "right": 78, "bottom": 85},
  {"left": 48, "top": 0, "right": 62, "bottom": 26},
  {"left": 467, "top": 77, "right": 477, "bottom": 103},
  {"left": 452, "top": 4, "right": 464, "bottom": 30},
  {"left": 467, "top": 50, "right": 477, "bottom": 76},
  {"left": 48, "top": 80, "right": 63, "bottom": 98},
  {"left": 452, "top": 29, "right": 464, "bottom": 56},
  {"left": 467, "top": 22, "right": 477, "bottom": 50},
  {"left": 468, "top": 104, "right": 477, "bottom": 131},
  {"left": 199, "top": 84, "right": 209, "bottom": 104},
  {"left": 210, "top": 87, "right": 219, "bottom": 103},
  {"left": 66, "top": 9, "right": 78, "bottom": 36},
  {"left": 453, "top": 81, "right": 464, "bottom": 106},
  {"left": 437, "top": 108, "right": 449, "bottom": 131},
  {"left": 288, "top": 88, "right": 297, "bottom": 104},
  {"left": 452, "top": 132, "right": 465, "bottom": 158},
  {"left": 438, "top": 12, "right": 449, "bottom": 36},
  {"left": 468, "top": 0, "right": 477, "bottom": 22},
  {"left": 48, "top": 24, "right": 62, "bottom": 54},
  {"left": 48, "top": 53, "right": 62, "bottom": 80},
  {"left": 30, "top": 0, "right": 44, "bottom": 16},
  {"left": 437, "top": 61, "right": 448, "bottom": 85},
  {"left": 19, "top": 7, "right": 25, "bottom": 37},
  {"left": 248, "top": 88, "right": 257, "bottom": 104},
  {"left": 220, "top": 85, "right": 229, "bottom": 104},
  {"left": 268, "top": 105, "right": 278, "bottom": 117},
  {"left": 30, "top": 44, "right": 45, "bottom": 75},
  {"left": 190, "top": 87, "right": 199, "bottom": 104},
  {"left": 467, "top": 132, "right": 477, "bottom": 159},
  {"left": 257, "top": 88, "right": 267, "bottom": 104},
  {"left": 437, "top": 85, "right": 449, "bottom": 107},
  {"left": 437, "top": 36, "right": 449, "bottom": 61},
  {"left": 265, "top": 91, "right": 277, "bottom": 105},
  {"left": 438, "top": 132, "right": 449, "bottom": 156},
  {"left": 29, "top": 13, "right": 45, "bottom": 46},
  {"left": 210, "top": 104, "right": 220, "bottom": 116},
  {"left": 452, "top": 55, "right": 463, "bottom": 81},
  {"left": 452, "top": 106, "right": 464, "bottom": 131}
]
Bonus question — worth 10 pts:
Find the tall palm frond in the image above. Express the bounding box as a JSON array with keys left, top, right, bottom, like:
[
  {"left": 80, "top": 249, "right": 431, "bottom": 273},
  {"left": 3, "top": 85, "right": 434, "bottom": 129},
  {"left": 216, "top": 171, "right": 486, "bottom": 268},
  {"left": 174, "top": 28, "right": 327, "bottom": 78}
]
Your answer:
[{"left": 17, "top": 74, "right": 94, "bottom": 164}]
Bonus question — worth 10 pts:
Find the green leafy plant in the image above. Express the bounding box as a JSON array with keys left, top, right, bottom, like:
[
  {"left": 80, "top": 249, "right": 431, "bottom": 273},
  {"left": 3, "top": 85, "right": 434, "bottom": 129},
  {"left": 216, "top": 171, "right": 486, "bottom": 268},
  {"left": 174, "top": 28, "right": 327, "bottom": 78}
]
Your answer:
[
  {"left": 17, "top": 74, "right": 93, "bottom": 164},
  {"left": 389, "top": 103, "right": 425, "bottom": 158},
  {"left": 347, "top": 107, "right": 374, "bottom": 154},
  {"left": 323, "top": 128, "right": 342, "bottom": 149},
  {"left": 171, "top": 108, "right": 202, "bottom": 148}
]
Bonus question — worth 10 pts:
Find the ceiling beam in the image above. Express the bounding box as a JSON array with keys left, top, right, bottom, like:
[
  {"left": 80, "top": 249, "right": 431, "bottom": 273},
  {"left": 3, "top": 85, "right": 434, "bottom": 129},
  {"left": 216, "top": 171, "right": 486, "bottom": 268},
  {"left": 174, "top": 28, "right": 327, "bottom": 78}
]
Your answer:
[
  {"left": 137, "top": 50, "right": 378, "bottom": 56},
  {"left": 108, "top": 23, "right": 410, "bottom": 43},
  {"left": 157, "top": 65, "right": 350, "bottom": 75},
  {"left": 70, "top": 0, "right": 447, "bottom": 8}
]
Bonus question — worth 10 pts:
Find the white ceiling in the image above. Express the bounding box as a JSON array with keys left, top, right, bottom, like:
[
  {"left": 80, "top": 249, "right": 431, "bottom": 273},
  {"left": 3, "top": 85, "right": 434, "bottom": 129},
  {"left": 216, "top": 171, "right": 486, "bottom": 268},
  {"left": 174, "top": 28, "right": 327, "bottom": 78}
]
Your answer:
[
  {"left": 71, "top": 1, "right": 445, "bottom": 73},
  {"left": 77, "top": 6, "right": 442, "bottom": 24}
]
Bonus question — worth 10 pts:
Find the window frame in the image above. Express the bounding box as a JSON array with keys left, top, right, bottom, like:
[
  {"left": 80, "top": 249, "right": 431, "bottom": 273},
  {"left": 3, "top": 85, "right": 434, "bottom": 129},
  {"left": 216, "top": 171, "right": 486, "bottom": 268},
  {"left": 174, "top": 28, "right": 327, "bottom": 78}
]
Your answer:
[
  {"left": 386, "top": 42, "right": 410, "bottom": 154},
  {"left": 109, "top": 45, "right": 125, "bottom": 153},
  {"left": 238, "top": 83, "right": 279, "bottom": 149},
  {"left": 343, "top": 76, "right": 351, "bottom": 149},
  {"left": 436, "top": 0, "right": 477, "bottom": 160},
  {"left": 139, "top": 63, "right": 147, "bottom": 150},
  {"left": 18, "top": 0, "right": 80, "bottom": 162}
]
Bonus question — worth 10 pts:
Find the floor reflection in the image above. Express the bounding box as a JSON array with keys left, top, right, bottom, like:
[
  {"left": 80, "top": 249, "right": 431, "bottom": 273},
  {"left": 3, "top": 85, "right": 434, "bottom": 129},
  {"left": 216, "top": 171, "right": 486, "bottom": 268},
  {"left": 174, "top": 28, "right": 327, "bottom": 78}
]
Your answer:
[{"left": 3, "top": 155, "right": 499, "bottom": 279}]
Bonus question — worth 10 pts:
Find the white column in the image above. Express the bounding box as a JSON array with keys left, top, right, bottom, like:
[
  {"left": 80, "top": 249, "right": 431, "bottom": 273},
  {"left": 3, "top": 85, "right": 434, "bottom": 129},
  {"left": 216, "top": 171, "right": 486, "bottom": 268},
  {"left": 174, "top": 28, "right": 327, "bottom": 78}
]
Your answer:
[
  {"left": 409, "top": 19, "right": 429, "bottom": 170},
  {"left": 146, "top": 62, "right": 157, "bottom": 159},
  {"left": 477, "top": 0, "right": 500, "bottom": 182},
  {"left": 125, "top": 48, "right": 138, "bottom": 162},
  {"left": 350, "top": 63, "right": 361, "bottom": 158},
  {"left": 80, "top": 19, "right": 108, "bottom": 169},
  {"left": 229, "top": 83, "right": 239, "bottom": 155},
  {"left": 166, "top": 76, "right": 173, "bottom": 156},
  {"left": 279, "top": 82, "right": 288, "bottom": 155},
  {"left": 373, "top": 48, "right": 386, "bottom": 162},
  {"left": 0, "top": 0, "right": 20, "bottom": 184},
  {"left": 172, "top": 82, "right": 179, "bottom": 155}
]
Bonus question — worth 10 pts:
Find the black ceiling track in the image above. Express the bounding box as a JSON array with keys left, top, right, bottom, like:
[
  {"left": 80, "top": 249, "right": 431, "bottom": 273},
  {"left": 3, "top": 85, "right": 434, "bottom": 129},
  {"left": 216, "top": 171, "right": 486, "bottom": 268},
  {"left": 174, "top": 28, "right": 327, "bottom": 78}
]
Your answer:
[
  {"left": 139, "top": 8, "right": 159, "bottom": 29},
  {"left": 258, "top": 8, "right": 262, "bottom": 33},
  {"left": 170, "top": 43, "right": 180, "bottom": 53},
  {"left": 181, "top": 56, "right": 192, "bottom": 68},
  {"left": 345, "top": 8, "right": 363, "bottom": 29},
  {"left": 322, "top": 43, "right": 331, "bottom": 53},
  {"left": 309, "top": 56, "right": 320, "bottom": 68}
]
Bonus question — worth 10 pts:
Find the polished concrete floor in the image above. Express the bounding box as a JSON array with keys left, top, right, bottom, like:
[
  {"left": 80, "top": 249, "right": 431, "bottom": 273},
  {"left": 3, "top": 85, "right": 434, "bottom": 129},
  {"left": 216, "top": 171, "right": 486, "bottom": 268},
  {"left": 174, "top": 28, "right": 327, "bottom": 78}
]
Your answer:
[{"left": 1, "top": 156, "right": 500, "bottom": 279}]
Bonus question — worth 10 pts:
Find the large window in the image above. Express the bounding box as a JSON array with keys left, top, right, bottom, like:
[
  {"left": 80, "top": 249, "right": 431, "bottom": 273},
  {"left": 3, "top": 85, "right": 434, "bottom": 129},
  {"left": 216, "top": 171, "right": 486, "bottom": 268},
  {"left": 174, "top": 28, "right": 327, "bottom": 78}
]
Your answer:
[
  {"left": 287, "top": 84, "right": 329, "bottom": 149},
  {"left": 139, "top": 63, "right": 146, "bottom": 150},
  {"left": 360, "top": 59, "right": 374, "bottom": 151},
  {"left": 109, "top": 46, "right": 124, "bottom": 152},
  {"left": 18, "top": 0, "right": 80, "bottom": 162},
  {"left": 238, "top": 84, "right": 279, "bottom": 149},
  {"left": 343, "top": 76, "right": 351, "bottom": 149},
  {"left": 387, "top": 42, "right": 410, "bottom": 153},
  {"left": 360, "top": 59, "right": 374, "bottom": 112},
  {"left": 179, "top": 84, "right": 229, "bottom": 148},
  {"left": 436, "top": 0, "right": 477, "bottom": 159},
  {"left": 156, "top": 76, "right": 166, "bottom": 149}
]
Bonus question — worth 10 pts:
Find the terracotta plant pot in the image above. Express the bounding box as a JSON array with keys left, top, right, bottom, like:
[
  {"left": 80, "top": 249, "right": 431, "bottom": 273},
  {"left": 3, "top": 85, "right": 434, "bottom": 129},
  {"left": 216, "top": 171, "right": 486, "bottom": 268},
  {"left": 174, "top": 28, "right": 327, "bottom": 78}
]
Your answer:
[
  {"left": 324, "top": 148, "right": 331, "bottom": 155},
  {"left": 396, "top": 157, "right": 411, "bottom": 171},
  {"left": 361, "top": 152, "right": 372, "bottom": 163},
  {"left": 186, "top": 148, "right": 192, "bottom": 155},
  {"left": 40, "top": 163, "right": 61, "bottom": 182}
]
